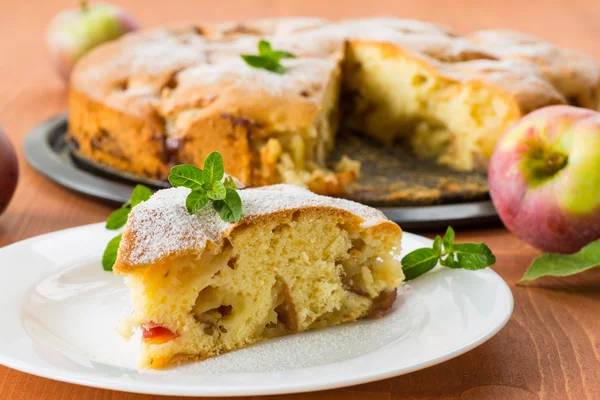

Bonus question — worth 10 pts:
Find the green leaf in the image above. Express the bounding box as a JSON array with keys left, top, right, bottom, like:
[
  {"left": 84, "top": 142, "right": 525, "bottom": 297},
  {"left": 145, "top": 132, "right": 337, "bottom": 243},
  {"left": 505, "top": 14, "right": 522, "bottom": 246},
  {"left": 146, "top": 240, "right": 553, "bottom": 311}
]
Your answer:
[
  {"left": 102, "top": 234, "right": 122, "bottom": 271},
  {"left": 401, "top": 226, "right": 495, "bottom": 280},
  {"left": 204, "top": 152, "right": 224, "bottom": 183},
  {"left": 454, "top": 243, "right": 496, "bottom": 269},
  {"left": 241, "top": 40, "right": 292, "bottom": 75},
  {"left": 242, "top": 54, "right": 285, "bottom": 74},
  {"left": 442, "top": 226, "right": 455, "bottom": 252},
  {"left": 102, "top": 184, "right": 154, "bottom": 271},
  {"left": 207, "top": 180, "right": 226, "bottom": 200},
  {"left": 519, "top": 239, "right": 600, "bottom": 283},
  {"left": 432, "top": 235, "right": 442, "bottom": 257},
  {"left": 130, "top": 184, "right": 153, "bottom": 207},
  {"left": 224, "top": 176, "right": 238, "bottom": 189},
  {"left": 241, "top": 55, "right": 271, "bottom": 69},
  {"left": 273, "top": 50, "right": 296, "bottom": 59},
  {"left": 258, "top": 39, "right": 272, "bottom": 56},
  {"left": 441, "top": 243, "right": 496, "bottom": 270},
  {"left": 243, "top": 56, "right": 286, "bottom": 74},
  {"left": 168, "top": 164, "right": 206, "bottom": 190},
  {"left": 439, "top": 252, "right": 457, "bottom": 268},
  {"left": 186, "top": 190, "right": 209, "bottom": 214},
  {"left": 265, "top": 62, "right": 286, "bottom": 75},
  {"left": 213, "top": 188, "right": 243, "bottom": 223},
  {"left": 401, "top": 248, "right": 440, "bottom": 281},
  {"left": 105, "top": 208, "right": 130, "bottom": 230}
]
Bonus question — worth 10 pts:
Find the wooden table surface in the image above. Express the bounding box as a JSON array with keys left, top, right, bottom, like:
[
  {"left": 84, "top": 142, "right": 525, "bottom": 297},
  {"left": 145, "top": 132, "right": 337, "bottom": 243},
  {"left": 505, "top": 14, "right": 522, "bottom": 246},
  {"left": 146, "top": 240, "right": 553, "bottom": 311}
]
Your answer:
[{"left": 1, "top": 0, "right": 600, "bottom": 399}]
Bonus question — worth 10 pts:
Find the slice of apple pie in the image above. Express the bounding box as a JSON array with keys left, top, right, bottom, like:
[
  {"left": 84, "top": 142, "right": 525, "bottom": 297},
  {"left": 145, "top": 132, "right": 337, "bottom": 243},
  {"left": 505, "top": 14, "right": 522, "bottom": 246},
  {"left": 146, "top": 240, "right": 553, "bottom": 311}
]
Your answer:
[{"left": 113, "top": 184, "right": 403, "bottom": 368}]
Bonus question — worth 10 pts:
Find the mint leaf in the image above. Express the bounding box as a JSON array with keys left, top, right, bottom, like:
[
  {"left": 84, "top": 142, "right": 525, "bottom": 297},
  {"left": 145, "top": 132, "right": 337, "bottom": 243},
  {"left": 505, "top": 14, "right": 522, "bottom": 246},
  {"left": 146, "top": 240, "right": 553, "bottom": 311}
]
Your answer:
[
  {"left": 519, "top": 239, "right": 600, "bottom": 283},
  {"left": 442, "top": 226, "right": 455, "bottom": 252},
  {"left": 439, "top": 252, "right": 456, "bottom": 268},
  {"left": 213, "top": 188, "right": 243, "bottom": 223},
  {"left": 186, "top": 190, "right": 209, "bottom": 214},
  {"left": 106, "top": 208, "right": 130, "bottom": 230},
  {"left": 241, "top": 56, "right": 285, "bottom": 74},
  {"left": 207, "top": 180, "right": 226, "bottom": 200},
  {"left": 401, "top": 226, "right": 495, "bottom": 280},
  {"left": 204, "top": 152, "right": 224, "bottom": 183},
  {"left": 273, "top": 50, "right": 295, "bottom": 59},
  {"left": 168, "top": 165, "right": 206, "bottom": 190},
  {"left": 102, "top": 184, "right": 153, "bottom": 272},
  {"left": 258, "top": 39, "right": 272, "bottom": 55},
  {"left": 401, "top": 248, "right": 439, "bottom": 281},
  {"left": 432, "top": 235, "right": 442, "bottom": 257},
  {"left": 224, "top": 176, "right": 238, "bottom": 189},
  {"left": 454, "top": 243, "right": 496, "bottom": 270},
  {"left": 442, "top": 243, "right": 495, "bottom": 270},
  {"left": 241, "top": 55, "right": 271, "bottom": 68},
  {"left": 130, "top": 184, "right": 153, "bottom": 207},
  {"left": 265, "top": 62, "right": 286, "bottom": 75},
  {"left": 171, "top": 153, "right": 244, "bottom": 221},
  {"left": 102, "top": 234, "right": 122, "bottom": 271},
  {"left": 241, "top": 40, "right": 294, "bottom": 75}
]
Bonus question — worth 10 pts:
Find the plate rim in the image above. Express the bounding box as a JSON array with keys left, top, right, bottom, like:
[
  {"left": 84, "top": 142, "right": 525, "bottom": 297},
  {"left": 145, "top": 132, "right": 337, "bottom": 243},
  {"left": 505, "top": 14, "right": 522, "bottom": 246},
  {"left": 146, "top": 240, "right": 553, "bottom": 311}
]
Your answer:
[{"left": 0, "top": 224, "right": 514, "bottom": 397}]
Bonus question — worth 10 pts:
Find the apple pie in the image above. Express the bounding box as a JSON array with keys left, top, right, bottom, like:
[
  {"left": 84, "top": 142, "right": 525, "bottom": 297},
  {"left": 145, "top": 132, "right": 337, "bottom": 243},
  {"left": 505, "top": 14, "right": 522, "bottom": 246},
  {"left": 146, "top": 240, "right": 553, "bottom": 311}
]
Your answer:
[
  {"left": 113, "top": 184, "right": 403, "bottom": 368},
  {"left": 68, "top": 17, "right": 599, "bottom": 193}
]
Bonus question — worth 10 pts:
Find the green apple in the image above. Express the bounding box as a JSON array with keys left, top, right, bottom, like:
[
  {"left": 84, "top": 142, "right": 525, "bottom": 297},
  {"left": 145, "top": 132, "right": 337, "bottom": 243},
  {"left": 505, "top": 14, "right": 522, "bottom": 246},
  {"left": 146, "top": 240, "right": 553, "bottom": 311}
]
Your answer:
[
  {"left": 489, "top": 105, "right": 600, "bottom": 253},
  {"left": 46, "top": 1, "right": 139, "bottom": 82}
]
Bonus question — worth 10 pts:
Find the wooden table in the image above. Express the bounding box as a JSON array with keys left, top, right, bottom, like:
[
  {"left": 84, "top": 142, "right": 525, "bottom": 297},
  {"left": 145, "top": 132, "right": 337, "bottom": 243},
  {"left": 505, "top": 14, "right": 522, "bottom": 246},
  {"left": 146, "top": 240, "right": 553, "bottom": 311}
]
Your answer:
[{"left": 1, "top": 0, "right": 600, "bottom": 399}]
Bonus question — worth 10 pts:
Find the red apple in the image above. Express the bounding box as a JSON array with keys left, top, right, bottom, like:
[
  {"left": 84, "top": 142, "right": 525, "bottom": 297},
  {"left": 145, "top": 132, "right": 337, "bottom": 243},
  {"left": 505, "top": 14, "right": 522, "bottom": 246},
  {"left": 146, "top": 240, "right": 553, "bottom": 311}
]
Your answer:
[
  {"left": 489, "top": 105, "right": 600, "bottom": 253},
  {"left": 0, "top": 128, "right": 18, "bottom": 215},
  {"left": 46, "top": 1, "right": 139, "bottom": 82}
]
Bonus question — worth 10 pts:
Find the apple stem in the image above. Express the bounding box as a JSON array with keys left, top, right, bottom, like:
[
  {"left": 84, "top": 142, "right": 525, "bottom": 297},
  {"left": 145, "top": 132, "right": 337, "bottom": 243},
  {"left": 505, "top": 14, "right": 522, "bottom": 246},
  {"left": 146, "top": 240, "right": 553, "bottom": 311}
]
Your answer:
[
  {"left": 545, "top": 153, "right": 568, "bottom": 175},
  {"left": 80, "top": 0, "right": 89, "bottom": 12},
  {"left": 525, "top": 150, "right": 568, "bottom": 186}
]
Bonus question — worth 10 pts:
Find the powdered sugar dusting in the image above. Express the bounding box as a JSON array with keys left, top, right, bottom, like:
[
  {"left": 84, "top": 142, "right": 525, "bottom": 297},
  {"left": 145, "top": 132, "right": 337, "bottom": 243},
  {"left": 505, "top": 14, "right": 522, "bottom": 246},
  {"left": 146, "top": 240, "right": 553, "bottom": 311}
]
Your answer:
[
  {"left": 73, "top": 16, "right": 590, "bottom": 112},
  {"left": 177, "top": 57, "right": 335, "bottom": 98},
  {"left": 79, "top": 31, "right": 206, "bottom": 83},
  {"left": 467, "top": 29, "right": 600, "bottom": 96},
  {"left": 118, "top": 185, "right": 391, "bottom": 267}
]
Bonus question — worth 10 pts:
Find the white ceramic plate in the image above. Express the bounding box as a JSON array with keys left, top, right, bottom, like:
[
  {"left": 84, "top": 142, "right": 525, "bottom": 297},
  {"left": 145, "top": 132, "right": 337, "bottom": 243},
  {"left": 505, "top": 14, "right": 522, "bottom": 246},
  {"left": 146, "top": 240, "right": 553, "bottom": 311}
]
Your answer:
[{"left": 0, "top": 223, "right": 513, "bottom": 397}]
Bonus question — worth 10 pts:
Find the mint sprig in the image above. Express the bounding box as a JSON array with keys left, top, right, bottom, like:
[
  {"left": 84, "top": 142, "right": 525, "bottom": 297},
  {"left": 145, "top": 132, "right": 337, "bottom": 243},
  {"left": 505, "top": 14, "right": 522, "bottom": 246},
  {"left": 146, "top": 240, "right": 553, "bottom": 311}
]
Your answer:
[
  {"left": 401, "top": 226, "right": 496, "bottom": 281},
  {"left": 213, "top": 188, "right": 243, "bottom": 222},
  {"left": 168, "top": 152, "right": 243, "bottom": 223},
  {"left": 102, "top": 234, "right": 122, "bottom": 271},
  {"left": 130, "top": 185, "right": 153, "bottom": 207},
  {"left": 224, "top": 176, "right": 237, "bottom": 189},
  {"left": 518, "top": 238, "right": 600, "bottom": 283},
  {"left": 241, "top": 40, "right": 295, "bottom": 75},
  {"left": 105, "top": 207, "right": 129, "bottom": 230},
  {"left": 105, "top": 184, "right": 152, "bottom": 230},
  {"left": 102, "top": 184, "right": 153, "bottom": 271}
]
